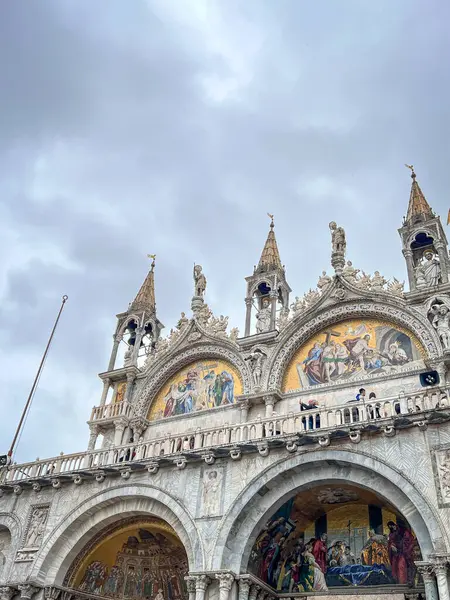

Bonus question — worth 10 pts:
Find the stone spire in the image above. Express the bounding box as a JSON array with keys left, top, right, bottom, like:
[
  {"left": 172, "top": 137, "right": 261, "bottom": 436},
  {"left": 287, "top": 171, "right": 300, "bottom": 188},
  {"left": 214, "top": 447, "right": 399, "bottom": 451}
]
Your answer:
[
  {"left": 130, "top": 255, "right": 156, "bottom": 313},
  {"left": 405, "top": 164, "right": 434, "bottom": 225},
  {"left": 256, "top": 214, "right": 283, "bottom": 273}
]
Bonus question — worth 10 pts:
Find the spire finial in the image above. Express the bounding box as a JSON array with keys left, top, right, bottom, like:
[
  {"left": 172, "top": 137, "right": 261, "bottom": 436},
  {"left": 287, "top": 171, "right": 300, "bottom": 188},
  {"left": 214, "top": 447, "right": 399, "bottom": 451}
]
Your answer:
[
  {"left": 405, "top": 163, "right": 416, "bottom": 179},
  {"left": 267, "top": 212, "right": 274, "bottom": 228},
  {"left": 147, "top": 253, "right": 156, "bottom": 271}
]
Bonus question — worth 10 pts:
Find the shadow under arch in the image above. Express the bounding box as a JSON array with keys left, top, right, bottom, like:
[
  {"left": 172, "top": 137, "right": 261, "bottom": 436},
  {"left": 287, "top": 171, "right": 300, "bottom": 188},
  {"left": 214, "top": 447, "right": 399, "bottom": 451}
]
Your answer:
[
  {"left": 30, "top": 484, "right": 204, "bottom": 585},
  {"left": 212, "top": 449, "right": 448, "bottom": 573}
]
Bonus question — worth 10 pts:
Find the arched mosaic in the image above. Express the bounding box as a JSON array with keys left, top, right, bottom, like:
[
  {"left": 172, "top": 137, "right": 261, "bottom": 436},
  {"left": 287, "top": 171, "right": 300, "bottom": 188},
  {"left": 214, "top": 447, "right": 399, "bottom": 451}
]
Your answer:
[
  {"left": 66, "top": 517, "right": 188, "bottom": 600},
  {"left": 147, "top": 359, "right": 243, "bottom": 421},
  {"left": 249, "top": 484, "right": 422, "bottom": 592},
  {"left": 282, "top": 319, "right": 426, "bottom": 391}
]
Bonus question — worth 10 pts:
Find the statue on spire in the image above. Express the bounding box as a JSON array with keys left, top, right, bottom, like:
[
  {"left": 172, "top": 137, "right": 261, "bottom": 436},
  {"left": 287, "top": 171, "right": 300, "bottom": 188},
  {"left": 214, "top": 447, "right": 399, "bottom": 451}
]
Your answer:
[
  {"left": 329, "top": 221, "right": 346, "bottom": 254},
  {"left": 193, "top": 264, "right": 207, "bottom": 298}
]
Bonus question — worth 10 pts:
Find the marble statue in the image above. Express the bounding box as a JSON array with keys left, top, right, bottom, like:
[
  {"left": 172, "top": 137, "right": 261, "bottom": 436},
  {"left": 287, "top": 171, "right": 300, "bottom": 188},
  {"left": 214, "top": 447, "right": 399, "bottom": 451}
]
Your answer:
[
  {"left": 415, "top": 263, "right": 427, "bottom": 288},
  {"left": 342, "top": 261, "right": 359, "bottom": 283},
  {"left": 303, "top": 288, "right": 320, "bottom": 307},
  {"left": 176, "top": 312, "right": 189, "bottom": 330},
  {"left": 229, "top": 327, "right": 239, "bottom": 342},
  {"left": 421, "top": 251, "right": 441, "bottom": 287},
  {"left": 329, "top": 221, "right": 346, "bottom": 254},
  {"left": 123, "top": 345, "right": 133, "bottom": 367},
  {"left": 317, "top": 271, "right": 332, "bottom": 291},
  {"left": 245, "top": 349, "right": 265, "bottom": 387},
  {"left": 370, "top": 271, "right": 387, "bottom": 291},
  {"left": 277, "top": 307, "right": 290, "bottom": 330},
  {"left": 290, "top": 296, "right": 304, "bottom": 314},
  {"left": 208, "top": 315, "right": 228, "bottom": 337},
  {"left": 430, "top": 304, "right": 450, "bottom": 350},
  {"left": 357, "top": 271, "right": 372, "bottom": 289},
  {"left": 256, "top": 299, "right": 271, "bottom": 334},
  {"left": 193, "top": 264, "right": 207, "bottom": 297}
]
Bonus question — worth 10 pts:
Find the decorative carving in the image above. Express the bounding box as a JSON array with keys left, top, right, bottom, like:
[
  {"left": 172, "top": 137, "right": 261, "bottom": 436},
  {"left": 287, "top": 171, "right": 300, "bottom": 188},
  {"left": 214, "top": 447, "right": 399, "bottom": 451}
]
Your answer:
[
  {"left": 174, "top": 457, "right": 187, "bottom": 470},
  {"left": 194, "top": 576, "right": 210, "bottom": 591},
  {"left": 317, "top": 487, "right": 358, "bottom": 504},
  {"left": 318, "top": 435, "right": 330, "bottom": 447},
  {"left": 285, "top": 440, "right": 298, "bottom": 453},
  {"left": 95, "top": 472, "right": 105, "bottom": 483},
  {"left": 201, "top": 469, "right": 223, "bottom": 517},
  {"left": 51, "top": 478, "right": 61, "bottom": 489},
  {"left": 383, "top": 426, "right": 396, "bottom": 438},
  {"left": 229, "top": 327, "right": 239, "bottom": 343},
  {"left": 193, "top": 264, "right": 207, "bottom": 298},
  {"left": 230, "top": 447, "right": 242, "bottom": 460},
  {"left": 22, "top": 506, "right": 49, "bottom": 550},
  {"left": 216, "top": 573, "right": 234, "bottom": 589},
  {"left": 147, "top": 462, "right": 159, "bottom": 475},
  {"left": 290, "top": 296, "right": 304, "bottom": 315},
  {"left": 0, "top": 587, "right": 16, "bottom": 600},
  {"left": 32, "top": 483, "right": 41, "bottom": 493},
  {"left": 203, "top": 453, "right": 216, "bottom": 465},
  {"left": 44, "top": 588, "right": 61, "bottom": 600},
  {"left": 73, "top": 474, "right": 83, "bottom": 486},
  {"left": 257, "top": 443, "right": 269, "bottom": 457},
  {"left": 435, "top": 449, "right": 450, "bottom": 502},
  {"left": 276, "top": 307, "right": 290, "bottom": 331},
  {"left": 120, "top": 469, "right": 131, "bottom": 480},
  {"left": 371, "top": 271, "right": 388, "bottom": 291},
  {"left": 303, "top": 288, "right": 320, "bottom": 309},
  {"left": 18, "top": 585, "right": 39, "bottom": 600},
  {"left": 387, "top": 278, "right": 405, "bottom": 297},
  {"left": 349, "top": 431, "right": 361, "bottom": 444},
  {"left": 13, "top": 486, "right": 22, "bottom": 496}
]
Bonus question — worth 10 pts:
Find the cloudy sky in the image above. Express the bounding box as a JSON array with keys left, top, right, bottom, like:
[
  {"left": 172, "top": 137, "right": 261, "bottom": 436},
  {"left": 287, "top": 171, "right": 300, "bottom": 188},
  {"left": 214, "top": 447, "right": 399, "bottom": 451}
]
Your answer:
[{"left": 1, "top": 0, "right": 449, "bottom": 463}]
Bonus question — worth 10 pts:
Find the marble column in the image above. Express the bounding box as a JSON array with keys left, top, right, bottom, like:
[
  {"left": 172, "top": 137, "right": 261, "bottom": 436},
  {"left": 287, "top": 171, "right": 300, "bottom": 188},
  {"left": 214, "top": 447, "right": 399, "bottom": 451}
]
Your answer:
[
  {"left": 114, "top": 418, "right": 128, "bottom": 446},
  {"left": 403, "top": 248, "right": 416, "bottom": 291},
  {"left": 238, "top": 578, "right": 251, "bottom": 600},
  {"left": 108, "top": 336, "right": 121, "bottom": 371},
  {"left": 100, "top": 378, "right": 111, "bottom": 406},
  {"left": 435, "top": 242, "right": 449, "bottom": 284},
  {"left": 244, "top": 297, "right": 253, "bottom": 337},
  {"left": 269, "top": 291, "right": 278, "bottom": 331},
  {"left": 195, "top": 576, "right": 210, "bottom": 600},
  {"left": 87, "top": 424, "right": 99, "bottom": 451},
  {"left": 184, "top": 577, "right": 196, "bottom": 600},
  {"left": 416, "top": 564, "right": 439, "bottom": 600},
  {"left": 239, "top": 401, "right": 250, "bottom": 424},
  {"left": 434, "top": 563, "right": 450, "bottom": 600},
  {"left": 216, "top": 573, "right": 234, "bottom": 600},
  {"left": 18, "top": 586, "right": 39, "bottom": 600},
  {"left": 264, "top": 395, "right": 275, "bottom": 418}
]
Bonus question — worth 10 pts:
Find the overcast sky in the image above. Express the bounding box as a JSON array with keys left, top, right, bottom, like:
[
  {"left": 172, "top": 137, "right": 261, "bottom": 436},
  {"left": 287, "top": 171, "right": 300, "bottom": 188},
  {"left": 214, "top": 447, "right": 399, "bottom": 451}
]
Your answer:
[{"left": 1, "top": 0, "right": 450, "bottom": 464}]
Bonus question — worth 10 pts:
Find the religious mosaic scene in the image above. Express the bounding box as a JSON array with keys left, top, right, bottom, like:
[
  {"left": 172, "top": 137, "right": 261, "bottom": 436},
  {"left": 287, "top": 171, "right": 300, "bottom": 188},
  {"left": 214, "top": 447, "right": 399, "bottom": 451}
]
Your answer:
[{"left": 1, "top": 166, "right": 450, "bottom": 600}]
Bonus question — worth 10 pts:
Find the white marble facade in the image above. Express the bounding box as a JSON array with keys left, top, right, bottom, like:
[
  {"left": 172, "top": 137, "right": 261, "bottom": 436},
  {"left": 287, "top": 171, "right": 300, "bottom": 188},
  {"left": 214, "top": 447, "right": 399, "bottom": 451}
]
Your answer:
[{"left": 2, "top": 207, "right": 450, "bottom": 600}]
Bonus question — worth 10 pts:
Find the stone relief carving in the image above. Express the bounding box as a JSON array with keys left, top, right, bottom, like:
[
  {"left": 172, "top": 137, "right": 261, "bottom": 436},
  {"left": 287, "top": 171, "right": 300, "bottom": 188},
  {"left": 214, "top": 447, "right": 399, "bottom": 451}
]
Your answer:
[
  {"left": 267, "top": 301, "right": 440, "bottom": 390},
  {"left": 429, "top": 302, "right": 450, "bottom": 351},
  {"left": 434, "top": 449, "right": 450, "bottom": 503},
  {"left": 200, "top": 467, "right": 224, "bottom": 517},
  {"left": 415, "top": 250, "right": 441, "bottom": 288},
  {"left": 23, "top": 506, "right": 49, "bottom": 549},
  {"left": 244, "top": 347, "right": 267, "bottom": 389}
]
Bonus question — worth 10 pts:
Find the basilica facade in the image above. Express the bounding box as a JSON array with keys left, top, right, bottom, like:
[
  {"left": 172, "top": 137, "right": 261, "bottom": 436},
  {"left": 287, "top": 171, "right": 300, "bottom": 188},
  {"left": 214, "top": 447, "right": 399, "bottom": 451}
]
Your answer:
[{"left": 2, "top": 168, "right": 450, "bottom": 600}]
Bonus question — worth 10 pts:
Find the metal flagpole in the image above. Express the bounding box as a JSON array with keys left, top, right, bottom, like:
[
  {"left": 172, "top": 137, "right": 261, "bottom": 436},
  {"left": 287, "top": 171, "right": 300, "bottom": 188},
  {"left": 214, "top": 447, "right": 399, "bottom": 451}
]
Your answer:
[{"left": 6, "top": 294, "right": 69, "bottom": 462}]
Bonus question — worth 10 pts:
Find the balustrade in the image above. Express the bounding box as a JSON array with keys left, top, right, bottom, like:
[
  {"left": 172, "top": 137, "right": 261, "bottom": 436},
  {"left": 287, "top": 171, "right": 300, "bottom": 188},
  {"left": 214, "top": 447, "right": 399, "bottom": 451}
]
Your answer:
[
  {"left": 90, "top": 400, "right": 131, "bottom": 421},
  {"left": 3, "top": 387, "right": 450, "bottom": 484}
]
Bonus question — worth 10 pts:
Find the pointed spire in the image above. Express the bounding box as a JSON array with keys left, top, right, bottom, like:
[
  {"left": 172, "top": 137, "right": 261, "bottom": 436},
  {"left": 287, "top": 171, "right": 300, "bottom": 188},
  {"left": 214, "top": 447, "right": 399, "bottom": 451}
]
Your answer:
[
  {"left": 256, "top": 213, "right": 283, "bottom": 273},
  {"left": 404, "top": 164, "right": 434, "bottom": 224},
  {"left": 130, "top": 254, "right": 156, "bottom": 313}
]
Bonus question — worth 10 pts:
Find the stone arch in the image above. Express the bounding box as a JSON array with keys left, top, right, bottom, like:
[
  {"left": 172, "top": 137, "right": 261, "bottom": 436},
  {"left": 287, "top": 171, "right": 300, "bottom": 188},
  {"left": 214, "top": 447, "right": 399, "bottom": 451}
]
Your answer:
[
  {"left": 212, "top": 450, "right": 448, "bottom": 573},
  {"left": 29, "top": 484, "right": 204, "bottom": 585},
  {"left": 267, "top": 299, "right": 441, "bottom": 390},
  {"left": 134, "top": 342, "right": 252, "bottom": 417},
  {"left": 0, "top": 513, "right": 21, "bottom": 584}
]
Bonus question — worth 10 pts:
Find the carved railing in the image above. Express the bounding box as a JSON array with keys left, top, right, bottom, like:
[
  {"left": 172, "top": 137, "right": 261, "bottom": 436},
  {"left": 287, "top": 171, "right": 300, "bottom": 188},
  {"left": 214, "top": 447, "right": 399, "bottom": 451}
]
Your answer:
[
  {"left": 90, "top": 400, "right": 131, "bottom": 421},
  {"left": 3, "top": 388, "right": 450, "bottom": 484}
]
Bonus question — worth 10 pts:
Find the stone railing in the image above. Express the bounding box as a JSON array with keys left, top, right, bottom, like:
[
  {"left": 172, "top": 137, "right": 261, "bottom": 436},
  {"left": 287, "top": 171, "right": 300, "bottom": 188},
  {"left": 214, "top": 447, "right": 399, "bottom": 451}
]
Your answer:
[
  {"left": 3, "top": 387, "right": 450, "bottom": 485},
  {"left": 90, "top": 400, "right": 131, "bottom": 421}
]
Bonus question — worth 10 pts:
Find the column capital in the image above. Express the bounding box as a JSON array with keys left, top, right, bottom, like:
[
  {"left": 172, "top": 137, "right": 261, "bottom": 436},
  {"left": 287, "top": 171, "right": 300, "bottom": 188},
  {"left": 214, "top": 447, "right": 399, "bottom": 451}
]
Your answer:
[
  {"left": 248, "top": 584, "right": 261, "bottom": 600},
  {"left": 114, "top": 417, "right": 128, "bottom": 431},
  {"left": 18, "top": 585, "right": 40, "bottom": 600},
  {"left": 184, "top": 577, "right": 197, "bottom": 594},
  {"left": 89, "top": 423, "right": 99, "bottom": 435},
  {"left": 44, "top": 587, "right": 61, "bottom": 600},
  {"left": 0, "top": 587, "right": 16, "bottom": 600},
  {"left": 194, "top": 575, "right": 211, "bottom": 591},
  {"left": 416, "top": 562, "right": 435, "bottom": 581},
  {"left": 245, "top": 297, "right": 253, "bottom": 306},
  {"left": 263, "top": 395, "right": 275, "bottom": 407},
  {"left": 433, "top": 562, "right": 448, "bottom": 575},
  {"left": 239, "top": 400, "right": 251, "bottom": 411},
  {"left": 215, "top": 573, "right": 234, "bottom": 590},
  {"left": 126, "top": 371, "right": 136, "bottom": 384},
  {"left": 238, "top": 577, "right": 252, "bottom": 593}
]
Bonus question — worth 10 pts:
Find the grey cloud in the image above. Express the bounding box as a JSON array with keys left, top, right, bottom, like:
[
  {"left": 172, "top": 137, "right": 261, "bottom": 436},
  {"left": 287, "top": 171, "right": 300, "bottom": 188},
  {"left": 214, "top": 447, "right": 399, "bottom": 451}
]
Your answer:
[{"left": 1, "top": 0, "right": 449, "bottom": 462}]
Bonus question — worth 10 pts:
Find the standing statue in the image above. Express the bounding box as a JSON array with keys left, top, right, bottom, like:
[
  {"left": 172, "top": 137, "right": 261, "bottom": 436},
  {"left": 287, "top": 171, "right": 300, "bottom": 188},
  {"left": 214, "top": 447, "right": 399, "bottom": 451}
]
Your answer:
[
  {"left": 329, "top": 221, "right": 347, "bottom": 254},
  {"left": 317, "top": 270, "right": 332, "bottom": 291},
  {"left": 430, "top": 304, "right": 450, "bottom": 350},
  {"left": 123, "top": 345, "right": 133, "bottom": 367},
  {"left": 370, "top": 271, "right": 387, "bottom": 291},
  {"left": 421, "top": 251, "right": 441, "bottom": 287},
  {"left": 245, "top": 349, "right": 266, "bottom": 387},
  {"left": 193, "top": 264, "right": 207, "bottom": 297},
  {"left": 176, "top": 312, "right": 189, "bottom": 330},
  {"left": 256, "top": 298, "right": 272, "bottom": 334}
]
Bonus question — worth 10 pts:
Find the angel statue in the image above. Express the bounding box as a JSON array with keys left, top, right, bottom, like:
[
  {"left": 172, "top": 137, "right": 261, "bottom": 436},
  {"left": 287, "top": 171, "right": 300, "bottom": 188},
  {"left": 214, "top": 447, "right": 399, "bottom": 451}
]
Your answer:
[
  {"left": 430, "top": 304, "right": 450, "bottom": 350},
  {"left": 329, "top": 221, "right": 346, "bottom": 254},
  {"left": 193, "top": 264, "right": 207, "bottom": 297}
]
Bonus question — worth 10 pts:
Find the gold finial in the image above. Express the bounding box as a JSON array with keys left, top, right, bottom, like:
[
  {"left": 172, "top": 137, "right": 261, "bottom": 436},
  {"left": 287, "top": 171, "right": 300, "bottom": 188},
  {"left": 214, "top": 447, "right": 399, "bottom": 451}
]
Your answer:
[
  {"left": 267, "top": 212, "right": 274, "bottom": 227},
  {"left": 405, "top": 164, "right": 416, "bottom": 179},
  {"left": 147, "top": 253, "right": 156, "bottom": 270}
]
